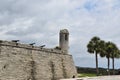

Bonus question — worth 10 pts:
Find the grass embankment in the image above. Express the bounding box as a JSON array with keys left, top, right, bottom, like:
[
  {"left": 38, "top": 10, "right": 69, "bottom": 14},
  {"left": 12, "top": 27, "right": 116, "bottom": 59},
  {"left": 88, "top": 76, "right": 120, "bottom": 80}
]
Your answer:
[
  {"left": 76, "top": 66, "right": 120, "bottom": 78},
  {"left": 78, "top": 73, "right": 96, "bottom": 77}
]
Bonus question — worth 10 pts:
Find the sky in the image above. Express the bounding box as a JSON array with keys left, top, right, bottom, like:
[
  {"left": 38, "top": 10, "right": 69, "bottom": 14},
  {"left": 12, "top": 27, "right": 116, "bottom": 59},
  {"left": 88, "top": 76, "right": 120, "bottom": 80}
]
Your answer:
[{"left": 0, "top": 0, "right": 120, "bottom": 69}]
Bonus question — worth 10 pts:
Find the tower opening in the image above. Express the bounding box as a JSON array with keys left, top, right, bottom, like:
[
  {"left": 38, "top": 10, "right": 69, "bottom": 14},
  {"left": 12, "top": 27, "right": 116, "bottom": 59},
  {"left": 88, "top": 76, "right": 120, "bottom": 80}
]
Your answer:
[{"left": 65, "top": 34, "right": 68, "bottom": 41}]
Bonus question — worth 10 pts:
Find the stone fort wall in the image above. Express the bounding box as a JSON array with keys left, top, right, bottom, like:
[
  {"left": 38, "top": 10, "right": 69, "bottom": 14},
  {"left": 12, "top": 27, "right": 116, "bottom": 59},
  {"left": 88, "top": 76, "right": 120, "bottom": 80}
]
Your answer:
[{"left": 0, "top": 40, "right": 77, "bottom": 80}]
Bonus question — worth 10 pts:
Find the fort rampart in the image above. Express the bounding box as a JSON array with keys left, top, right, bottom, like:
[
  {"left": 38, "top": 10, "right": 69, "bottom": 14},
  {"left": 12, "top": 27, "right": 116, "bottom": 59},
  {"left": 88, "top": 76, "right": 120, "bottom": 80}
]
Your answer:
[{"left": 0, "top": 29, "right": 77, "bottom": 80}]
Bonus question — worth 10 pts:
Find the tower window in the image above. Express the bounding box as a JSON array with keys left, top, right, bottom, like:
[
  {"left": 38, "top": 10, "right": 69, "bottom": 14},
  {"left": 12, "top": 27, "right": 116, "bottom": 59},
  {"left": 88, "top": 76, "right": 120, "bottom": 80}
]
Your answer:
[{"left": 65, "top": 34, "right": 68, "bottom": 40}]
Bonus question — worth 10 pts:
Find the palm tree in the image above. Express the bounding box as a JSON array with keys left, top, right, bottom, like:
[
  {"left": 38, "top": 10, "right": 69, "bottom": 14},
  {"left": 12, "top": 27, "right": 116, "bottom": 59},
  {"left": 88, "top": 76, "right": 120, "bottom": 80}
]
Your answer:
[
  {"left": 99, "top": 41, "right": 120, "bottom": 75},
  {"left": 105, "top": 42, "right": 113, "bottom": 75},
  {"left": 110, "top": 43, "right": 120, "bottom": 75},
  {"left": 87, "top": 36, "right": 101, "bottom": 76},
  {"left": 104, "top": 42, "right": 120, "bottom": 75}
]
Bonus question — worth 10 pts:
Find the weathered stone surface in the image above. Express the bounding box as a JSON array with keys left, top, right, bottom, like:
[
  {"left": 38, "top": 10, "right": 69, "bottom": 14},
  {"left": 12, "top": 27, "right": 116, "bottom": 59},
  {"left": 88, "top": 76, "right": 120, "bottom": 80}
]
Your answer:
[{"left": 0, "top": 40, "right": 77, "bottom": 80}]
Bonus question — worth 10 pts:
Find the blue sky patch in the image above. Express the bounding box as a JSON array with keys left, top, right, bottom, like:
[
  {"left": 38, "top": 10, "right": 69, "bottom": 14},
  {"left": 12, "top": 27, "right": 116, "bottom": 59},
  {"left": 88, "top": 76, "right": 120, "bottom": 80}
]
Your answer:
[{"left": 84, "top": 1, "right": 97, "bottom": 11}]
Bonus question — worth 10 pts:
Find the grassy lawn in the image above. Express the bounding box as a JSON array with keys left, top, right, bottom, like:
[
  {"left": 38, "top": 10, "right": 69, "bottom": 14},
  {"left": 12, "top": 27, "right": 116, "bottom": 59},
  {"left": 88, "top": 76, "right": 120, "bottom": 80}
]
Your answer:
[{"left": 78, "top": 73, "right": 97, "bottom": 77}]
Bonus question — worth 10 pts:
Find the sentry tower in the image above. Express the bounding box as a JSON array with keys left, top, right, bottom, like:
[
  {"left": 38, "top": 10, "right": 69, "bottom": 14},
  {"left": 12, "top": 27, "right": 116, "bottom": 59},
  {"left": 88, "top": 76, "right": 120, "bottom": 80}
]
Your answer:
[{"left": 59, "top": 29, "right": 69, "bottom": 53}]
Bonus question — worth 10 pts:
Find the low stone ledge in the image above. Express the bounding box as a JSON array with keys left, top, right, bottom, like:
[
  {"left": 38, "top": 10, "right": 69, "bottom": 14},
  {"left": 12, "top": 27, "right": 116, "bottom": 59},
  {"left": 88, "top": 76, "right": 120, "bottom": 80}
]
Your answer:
[
  {"left": 60, "top": 78, "right": 83, "bottom": 80},
  {"left": 60, "top": 75, "right": 120, "bottom": 80}
]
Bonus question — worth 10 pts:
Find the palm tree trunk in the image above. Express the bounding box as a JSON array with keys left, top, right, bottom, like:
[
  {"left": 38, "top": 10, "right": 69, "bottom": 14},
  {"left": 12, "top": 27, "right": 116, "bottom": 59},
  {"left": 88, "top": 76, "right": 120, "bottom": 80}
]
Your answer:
[
  {"left": 112, "top": 57, "right": 115, "bottom": 75},
  {"left": 107, "top": 57, "right": 110, "bottom": 75},
  {"left": 95, "top": 52, "right": 99, "bottom": 76}
]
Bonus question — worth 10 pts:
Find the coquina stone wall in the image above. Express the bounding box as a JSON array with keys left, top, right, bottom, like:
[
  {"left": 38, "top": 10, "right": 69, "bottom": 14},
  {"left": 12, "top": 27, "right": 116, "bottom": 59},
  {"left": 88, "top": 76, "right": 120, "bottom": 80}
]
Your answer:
[{"left": 0, "top": 40, "right": 77, "bottom": 80}]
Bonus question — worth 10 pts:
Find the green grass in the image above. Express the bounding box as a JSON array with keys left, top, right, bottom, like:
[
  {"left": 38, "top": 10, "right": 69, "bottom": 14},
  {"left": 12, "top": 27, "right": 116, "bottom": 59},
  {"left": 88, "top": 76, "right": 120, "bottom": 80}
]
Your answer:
[{"left": 78, "top": 73, "right": 97, "bottom": 77}]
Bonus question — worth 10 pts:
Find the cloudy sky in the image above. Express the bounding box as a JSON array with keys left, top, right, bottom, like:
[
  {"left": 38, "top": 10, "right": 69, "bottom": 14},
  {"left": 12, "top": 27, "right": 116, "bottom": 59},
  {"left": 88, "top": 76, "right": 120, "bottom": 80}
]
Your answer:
[{"left": 0, "top": 0, "right": 120, "bottom": 69}]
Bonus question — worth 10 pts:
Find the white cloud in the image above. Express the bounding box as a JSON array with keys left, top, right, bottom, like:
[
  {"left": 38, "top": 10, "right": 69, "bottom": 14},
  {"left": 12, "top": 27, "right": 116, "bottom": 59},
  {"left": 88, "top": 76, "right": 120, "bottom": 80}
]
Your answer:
[{"left": 0, "top": 0, "right": 120, "bottom": 68}]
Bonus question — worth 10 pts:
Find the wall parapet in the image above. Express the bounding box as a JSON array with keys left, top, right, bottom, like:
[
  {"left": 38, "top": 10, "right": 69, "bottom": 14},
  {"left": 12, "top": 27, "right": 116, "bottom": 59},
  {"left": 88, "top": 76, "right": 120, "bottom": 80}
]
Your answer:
[{"left": 0, "top": 40, "right": 70, "bottom": 55}]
